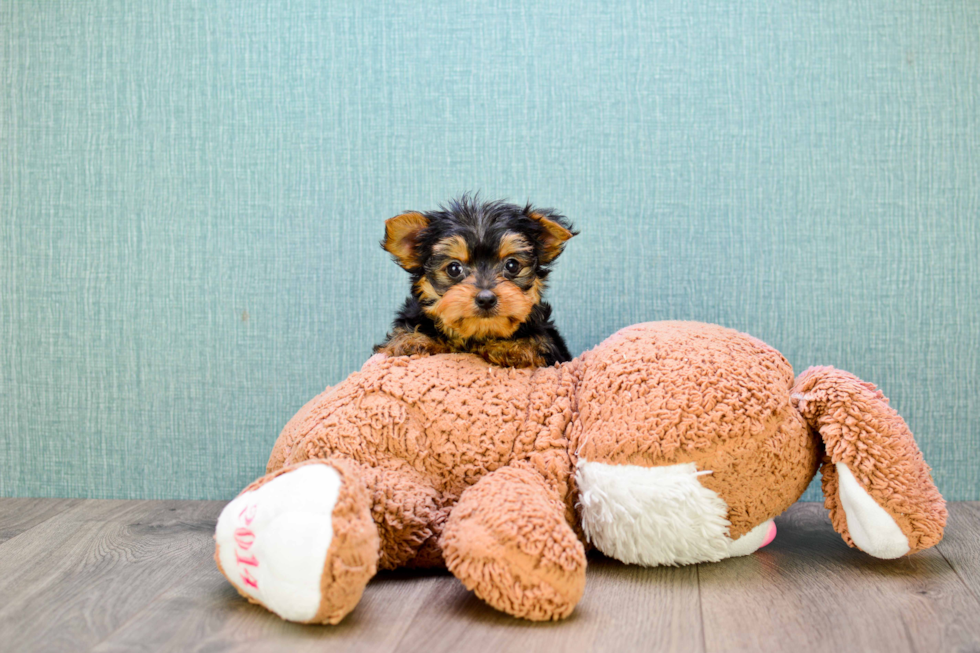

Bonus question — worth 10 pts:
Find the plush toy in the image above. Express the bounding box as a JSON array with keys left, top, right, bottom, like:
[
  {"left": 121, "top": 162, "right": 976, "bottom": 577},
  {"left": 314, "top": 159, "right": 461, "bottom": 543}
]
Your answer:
[{"left": 214, "top": 321, "right": 946, "bottom": 623}]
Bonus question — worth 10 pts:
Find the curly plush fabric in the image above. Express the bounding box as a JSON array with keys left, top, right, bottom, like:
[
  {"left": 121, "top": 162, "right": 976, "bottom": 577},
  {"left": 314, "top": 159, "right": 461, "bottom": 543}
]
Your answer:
[
  {"left": 570, "top": 322, "right": 818, "bottom": 538},
  {"left": 269, "top": 353, "right": 578, "bottom": 570},
  {"left": 215, "top": 321, "right": 946, "bottom": 623},
  {"left": 442, "top": 464, "right": 586, "bottom": 620},
  {"left": 792, "top": 366, "right": 947, "bottom": 554}
]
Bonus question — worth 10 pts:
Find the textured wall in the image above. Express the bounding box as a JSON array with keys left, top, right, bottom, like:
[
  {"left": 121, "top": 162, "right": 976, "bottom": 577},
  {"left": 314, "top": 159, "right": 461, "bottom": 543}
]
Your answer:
[{"left": 2, "top": 1, "right": 977, "bottom": 501}]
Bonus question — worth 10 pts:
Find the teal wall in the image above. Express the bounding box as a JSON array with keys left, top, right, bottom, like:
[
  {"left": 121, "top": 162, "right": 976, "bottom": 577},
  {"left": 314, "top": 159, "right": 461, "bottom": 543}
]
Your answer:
[{"left": 2, "top": 1, "right": 978, "bottom": 501}]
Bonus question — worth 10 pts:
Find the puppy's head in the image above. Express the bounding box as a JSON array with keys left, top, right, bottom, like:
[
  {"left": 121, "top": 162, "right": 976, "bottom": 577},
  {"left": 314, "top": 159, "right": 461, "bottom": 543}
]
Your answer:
[{"left": 382, "top": 196, "right": 576, "bottom": 340}]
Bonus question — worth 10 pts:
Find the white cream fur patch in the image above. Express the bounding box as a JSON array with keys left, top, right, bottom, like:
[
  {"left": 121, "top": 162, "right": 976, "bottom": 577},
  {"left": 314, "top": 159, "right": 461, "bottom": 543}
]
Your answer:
[
  {"left": 836, "top": 462, "right": 910, "bottom": 559},
  {"left": 576, "top": 460, "right": 771, "bottom": 566},
  {"left": 215, "top": 464, "right": 341, "bottom": 622}
]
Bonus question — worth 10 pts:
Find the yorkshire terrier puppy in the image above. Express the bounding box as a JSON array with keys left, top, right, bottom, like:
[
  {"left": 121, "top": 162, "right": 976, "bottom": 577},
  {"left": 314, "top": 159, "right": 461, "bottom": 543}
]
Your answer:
[{"left": 374, "top": 196, "right": 576, "bottom": 368}]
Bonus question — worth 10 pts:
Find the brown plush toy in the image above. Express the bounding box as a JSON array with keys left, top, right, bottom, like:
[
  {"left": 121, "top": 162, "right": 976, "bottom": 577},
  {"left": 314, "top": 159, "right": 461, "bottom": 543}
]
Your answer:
[{"left": 214, "top": 321, "right": 947, "bottom": 623}]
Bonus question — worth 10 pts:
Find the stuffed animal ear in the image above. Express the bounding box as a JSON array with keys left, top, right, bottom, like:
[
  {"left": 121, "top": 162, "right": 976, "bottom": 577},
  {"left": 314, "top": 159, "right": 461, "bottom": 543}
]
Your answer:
[
  {"left": 792, "top": 366, "right": 947, "bottom": 558},
  {"left": 528, "top": 211, "right": 575, "bottom": 263},
  {"left": 383, "top": 212, "right": 429, "bottom": 270}
]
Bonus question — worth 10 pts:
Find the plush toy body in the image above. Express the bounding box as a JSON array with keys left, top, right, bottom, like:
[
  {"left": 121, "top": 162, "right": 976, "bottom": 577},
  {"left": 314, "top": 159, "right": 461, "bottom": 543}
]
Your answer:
[{"left": 214, "top": 322, "right": 946, "bottom": 623}]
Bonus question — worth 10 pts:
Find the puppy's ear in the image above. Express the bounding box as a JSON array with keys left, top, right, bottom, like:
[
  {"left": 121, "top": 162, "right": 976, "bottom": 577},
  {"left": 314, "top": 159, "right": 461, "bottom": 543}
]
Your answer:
[
  {"left": 528, "top": 211, "right": 575, "bottom": 263},
  {"left": 383, "top": 212, "right": 429, "bottom": 270}
]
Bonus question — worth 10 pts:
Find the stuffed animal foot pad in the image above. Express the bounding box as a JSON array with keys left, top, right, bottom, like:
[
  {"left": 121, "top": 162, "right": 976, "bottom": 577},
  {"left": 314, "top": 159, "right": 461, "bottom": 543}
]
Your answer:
[
  {"left": 214, "top": 464, "right": 340, "bottom": 621},
  {"left": 576, "top": 460, "right": 776, "bottom": 566},
  {"left": 214, "top": 460, "right": 380, "bottom": 624}
]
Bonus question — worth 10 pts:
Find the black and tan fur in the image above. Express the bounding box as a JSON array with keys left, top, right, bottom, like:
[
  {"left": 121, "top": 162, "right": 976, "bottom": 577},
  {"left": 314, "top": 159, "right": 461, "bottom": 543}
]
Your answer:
[{"left": 374, "top": 196, "right": 576, "bottom": 367}]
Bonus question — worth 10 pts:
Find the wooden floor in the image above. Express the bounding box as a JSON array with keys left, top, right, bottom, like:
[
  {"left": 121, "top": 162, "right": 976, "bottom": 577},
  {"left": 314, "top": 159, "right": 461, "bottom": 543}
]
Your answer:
[{"left": 1, "top": 500, "right": 979, "bottom": 653}]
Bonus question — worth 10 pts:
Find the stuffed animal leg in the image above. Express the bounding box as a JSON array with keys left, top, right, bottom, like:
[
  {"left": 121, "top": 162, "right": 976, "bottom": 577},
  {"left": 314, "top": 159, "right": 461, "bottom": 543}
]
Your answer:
[
  {"left": 214, "top": 457, "right": 447, "bottom": 624},
  {"left": 441, "top": 464, "right": 587, "bottom": 621},
  {"left": 214, "top": 458, "right": 582, "bottom": 623},
  {"left": 791, "top": 366, "right": 947, "bottom": 558}
]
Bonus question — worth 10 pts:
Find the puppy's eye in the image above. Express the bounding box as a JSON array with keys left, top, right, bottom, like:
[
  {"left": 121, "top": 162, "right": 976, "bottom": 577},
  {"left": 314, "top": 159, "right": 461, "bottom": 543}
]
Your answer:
[
  {"left": 504, "top": 258, "right": 521, "bottom": 275},
  {"left": 446, "top": 261, "right": 464, "bottom": 279}
]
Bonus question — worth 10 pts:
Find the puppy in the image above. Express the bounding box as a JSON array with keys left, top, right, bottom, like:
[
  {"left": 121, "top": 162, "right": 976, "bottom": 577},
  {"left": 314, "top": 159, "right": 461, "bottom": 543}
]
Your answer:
[{"left": 374, "top": 196, "right": 576, "bottom": 367}]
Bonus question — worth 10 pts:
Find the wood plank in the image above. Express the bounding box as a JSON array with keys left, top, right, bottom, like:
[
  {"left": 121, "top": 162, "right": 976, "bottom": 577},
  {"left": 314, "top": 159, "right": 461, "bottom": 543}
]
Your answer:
[
  {"left": 1, "top": 499, "right": 976, "bottom": 653},
  {"left": 92, "top": 565, "right": 448, "bottom": 653},
  {"left": 0, "top": 499, "right": 224, "bottom": 653},
  {"left": 698, "top": 502, "right": 980, "bottom": 653},
  {"left": 0, "top": 498, "right": 81, "bottom": 544},
  {"left": 94, "top": 539, "right": 702, "bottom": 652},
  {"left": 936, "top": 502, "right": 980, "bottom": 603},
  {"left": 395, "top": 555, "right": 704, "bottom": 653},
  {"left": 571, "top": 557, "right": 704, "bottom": 653}
]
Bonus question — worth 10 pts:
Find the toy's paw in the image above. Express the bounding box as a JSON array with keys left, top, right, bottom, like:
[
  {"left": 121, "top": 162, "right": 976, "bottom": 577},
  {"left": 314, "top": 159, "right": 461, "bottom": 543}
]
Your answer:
[
  {"left": 215, "top": 465, "right": 340, "bottom": 621},
  {"left": 442, "top": 466, "right": 587, "bottom": 621},
  {"left": 214, "top": 460, "right": 379, "bottom": 624},
  {"left": 835, "top": 463, "right": 910, "bottom": 559}
]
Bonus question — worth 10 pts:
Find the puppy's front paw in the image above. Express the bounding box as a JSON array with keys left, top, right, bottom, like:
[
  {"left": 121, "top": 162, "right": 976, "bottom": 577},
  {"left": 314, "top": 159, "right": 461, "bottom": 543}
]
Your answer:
[
  {"left": 478, "top": 339, "right": 548, "bottom": 368},
  {"left": 376, "top": 329, "right": 448, "bottom": 357}
]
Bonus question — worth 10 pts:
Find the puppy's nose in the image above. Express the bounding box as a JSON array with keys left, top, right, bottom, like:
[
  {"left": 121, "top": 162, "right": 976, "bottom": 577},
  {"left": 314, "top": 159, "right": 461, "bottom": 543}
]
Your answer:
[{"left": 475, "top": 290, "right": 498, "bottom": 310}]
